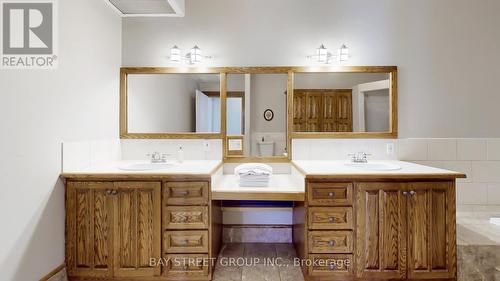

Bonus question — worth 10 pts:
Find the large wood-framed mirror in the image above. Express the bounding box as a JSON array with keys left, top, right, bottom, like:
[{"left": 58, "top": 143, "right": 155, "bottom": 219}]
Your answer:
[
  {"left": 120, "top": 66, "right": 397, "bottom": 161},
  {"left": 120, "top": 67, "right": 224, "bottom": 139},
  {"left": 291, "top": 66, "right": 397, "bottom": 138}
]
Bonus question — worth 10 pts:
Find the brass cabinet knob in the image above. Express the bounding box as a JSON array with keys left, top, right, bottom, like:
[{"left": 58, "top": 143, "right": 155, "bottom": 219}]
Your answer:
[
  {"left": 328, "top": 217, "right": 335, "bottom": 223},
  {"left": 328, "top": 192, "right": 335, "bottom": 197},
  {"left": 328, "top": 240, "right": 335, "bottom": 246},
  {"left": 329, "top": 263, "right": 337, "bottom": 270}
]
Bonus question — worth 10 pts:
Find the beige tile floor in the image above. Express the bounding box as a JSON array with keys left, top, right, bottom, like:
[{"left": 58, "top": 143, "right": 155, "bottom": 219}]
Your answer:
[{"left": 213, "top": 243, "right": 304, "bottom": 281}]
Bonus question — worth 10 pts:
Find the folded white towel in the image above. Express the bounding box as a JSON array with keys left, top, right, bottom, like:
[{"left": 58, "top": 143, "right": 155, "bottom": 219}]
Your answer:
[{"left": 234, "top": 163, "right": 273, "bottom": 176}]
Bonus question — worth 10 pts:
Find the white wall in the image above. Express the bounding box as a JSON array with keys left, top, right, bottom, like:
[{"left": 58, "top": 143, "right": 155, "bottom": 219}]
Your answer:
[
  {"left": 122, "top": 0, "right": 500, "bottom": 138},
  {"left": 0, "top": 0, "right": 122, "bottom": 280}
]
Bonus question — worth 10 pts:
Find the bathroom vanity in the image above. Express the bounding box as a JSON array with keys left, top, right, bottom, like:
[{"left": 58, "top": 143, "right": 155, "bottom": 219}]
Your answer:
[
  {"left": 62, "top": 161, "right": 224, "bottom": 281},
  {"left": 61, "top": 160, "right": 465, "bottom": 281},
  {"left": 61, "top": 65, "right": 464, "bottom": 280},
  {"left": 291, "top": 161, "right": 465, "bottom": 281}
]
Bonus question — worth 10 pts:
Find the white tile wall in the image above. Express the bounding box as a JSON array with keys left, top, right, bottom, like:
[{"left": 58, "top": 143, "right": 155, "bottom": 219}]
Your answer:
[
  {"left": 120, "top": 139, "right": 223, "bottom": 161},
  {"left": 487, "top": 139, "right": 500, "bottom": 160},
  {"left": 62, "top": 139, "right": 221, "bottom": 172},
  {"left": 399, "top": 138, "right": 500, "bottom": 208},
  {"left": 62, "top": 139, "right": 121, "bottom": 172},
  {"left": 427, "top": 139, "right": 457, "bottom": 161},
  {"left": 457, "top": 139, "right": 487, "bottom": 161},
  {"left": 292, "top": 139, "right": 398, "bottom": 161}
]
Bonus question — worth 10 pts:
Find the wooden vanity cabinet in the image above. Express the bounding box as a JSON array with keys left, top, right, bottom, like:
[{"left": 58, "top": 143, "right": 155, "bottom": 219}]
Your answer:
[
  {"left": 296, "top": 179, "right": 457, "bottom": 281},
  {"left": 355, "top": 181, "right": 456, "bottom": 280},
  {"left": 65, "top": 178, "right": 219, "bottom": 281},
  {"left": 66, "top": 181, "right": 161, "bottom": 278}
]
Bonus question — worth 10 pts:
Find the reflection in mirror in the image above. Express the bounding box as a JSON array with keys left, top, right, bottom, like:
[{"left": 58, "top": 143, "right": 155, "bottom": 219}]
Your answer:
[
  {"left": 226, "top": 73, "right": 288, "bottom": 157},
  {"left": 294, "top": 72, "right": 390, "bottom": 133},
  {"left": 127, "top": 73, "right": 221, "bottom": 134}
]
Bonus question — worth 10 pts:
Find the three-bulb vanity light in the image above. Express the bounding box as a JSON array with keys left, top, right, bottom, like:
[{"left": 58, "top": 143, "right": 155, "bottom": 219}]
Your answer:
[
  {"left": 308, "top": 44, "right": 350, "bottom": 64},
  {"left": 169, "top": 45, "right": 211, "bottom": 65}
]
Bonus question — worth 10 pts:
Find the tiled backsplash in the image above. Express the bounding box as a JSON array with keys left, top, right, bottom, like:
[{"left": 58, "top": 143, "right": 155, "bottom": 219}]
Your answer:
[
  {"left": 292, "top": 138, "right": 500, "bottom": 209},
  {"left": 62, "top": 139, "right": 121, "bottom": 171},
  {"left": 120, "top": 139, "right": 222, "bottom": 161},
  {"left": 292, "top": 139, "right": 399, "bottom": 161},
  {"left": 62, "top": 139, "right": 222, "bottom": 172}
]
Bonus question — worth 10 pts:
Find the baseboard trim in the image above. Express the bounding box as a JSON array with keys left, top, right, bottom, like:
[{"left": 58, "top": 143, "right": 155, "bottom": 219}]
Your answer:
[{"left": 40, "top": 263, "right": 65, "bottom": 281}]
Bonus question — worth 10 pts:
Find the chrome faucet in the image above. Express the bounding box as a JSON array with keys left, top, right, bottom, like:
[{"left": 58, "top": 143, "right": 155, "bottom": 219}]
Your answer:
[
  {"left": 146, "top": 152, "right": 170, "bottom": 163},
  {"left": 348, "top": 152, "right": 371, "bottom": 163}
]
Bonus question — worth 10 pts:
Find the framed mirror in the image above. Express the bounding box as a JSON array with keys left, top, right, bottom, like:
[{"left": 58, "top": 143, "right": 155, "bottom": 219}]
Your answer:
[
  {"left": 292, "top": 66, "right": 397, "bottom": 138},
  {"left": 120, "top": 68, "right": 222, "bottom": 138},
  {"left": 224, "top": 70, "right": 291, "bottom": 161}
]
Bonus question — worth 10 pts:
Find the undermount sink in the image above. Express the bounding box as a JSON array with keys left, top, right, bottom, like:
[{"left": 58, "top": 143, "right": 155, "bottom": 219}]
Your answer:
[
  {"left": 344, "top": 162, "right": 402, "bottom": 171},
  {"left": 118, "top": 162, "right": 177, "bottom": 171}
]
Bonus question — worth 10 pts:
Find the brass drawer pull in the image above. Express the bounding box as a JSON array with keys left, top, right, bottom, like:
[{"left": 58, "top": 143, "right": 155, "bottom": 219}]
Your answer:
[
  {"left": 178, "top": 191, "right": 189, "bottom": 196},
  {"left": 328, "top": 240, "right": 335, "bottom": 246},
  {"left": 182, "top": 265, "right": 188, "bottom": 271},
  {"left": 328, "top": 217, "right": 335, "bottom": 223},
  {"left": 328, "top": 192, "right": 335, "bottom": 197},
  {"left": 329, "top": 263, "right": 337, "bottom": 270}
]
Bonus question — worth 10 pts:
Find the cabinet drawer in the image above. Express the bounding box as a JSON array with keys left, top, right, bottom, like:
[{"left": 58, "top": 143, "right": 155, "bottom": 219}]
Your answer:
[
  {"left": 164, "top": 230, "right": 209, "bottom": 253},
  {"left": 308, "top": 207, "right": 353, "bottom": 230},
  {"left": 164, "top": 181, "right": 209, "bottom": 206},
  {"left": 308, "top": 231, "right": 353, "bottom": 254},
  {"left": 164, "top": 206, "right": 209, "bottom": 229},
  {"left": 163, "top": 254, "right": 209, "bottom": 277},
  {"left": 308, "top": 182, "right": 353, "bottom": 206},
  {"left": 308, "top": 254, "right": 353, "bottom": 277}
]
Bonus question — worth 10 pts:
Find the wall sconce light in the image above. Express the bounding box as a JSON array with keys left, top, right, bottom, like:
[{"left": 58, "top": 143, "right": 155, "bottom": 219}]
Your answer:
[
  {"left": 307, "top": 44, "right": 350, "bottom": 64},
  {"left": 170, "top": 45, "right": 181, "bottom": 62},
  {"left": 169, "top": 45, "right": 211, "bottom": 65},
  {"left": 338, "top": 44, "right": 349, "bottom": 63}
]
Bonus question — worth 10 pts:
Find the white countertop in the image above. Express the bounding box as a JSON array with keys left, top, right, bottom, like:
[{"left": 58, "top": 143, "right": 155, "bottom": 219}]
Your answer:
[
  {"left": 211, "top": 173, "right": 305, "bottom": 201},
  {"left": 211, "top": 174, "right": 304, "bottom": 194},
  {"left": 292, "top": 160, "right": 466, "bottom": 178},
  {"left": 62, "top": 160, "right": 222, "bottom": 176}
]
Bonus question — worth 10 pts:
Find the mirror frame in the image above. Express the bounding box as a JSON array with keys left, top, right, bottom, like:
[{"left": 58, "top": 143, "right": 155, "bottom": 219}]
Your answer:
[
  {"left": 120, "top": 67, "right": 225, "bottom": 139},
  {"left": 120, "top": 66, "right": 397, "bottom": 162},
  {"left": 291, "top": 66, "right": 398, "bottom": 139}
]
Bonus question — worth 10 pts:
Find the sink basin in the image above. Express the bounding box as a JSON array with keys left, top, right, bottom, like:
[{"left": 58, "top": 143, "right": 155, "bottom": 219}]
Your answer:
[
  {"left": 345, "top": 162, "right": 401, "bottom": 171},
  {"left": 118, "top": 162, "right": 176, "bottom": 171}
]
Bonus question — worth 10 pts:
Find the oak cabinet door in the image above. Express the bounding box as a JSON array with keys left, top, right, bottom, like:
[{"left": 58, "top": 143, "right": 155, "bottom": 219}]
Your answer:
[
  {"left": 293, "top": 92, "right": 307, "bottom": 132},
  {"left": 113, "top": 182, "right": 161, "bottom": 277},
  {"left": 355, "top": 183, "right": 407, "bottom": 279},
  {"left": 66, "top": 182, "right": 114, "bottom": 278},
  {"left": 335, "top": 92, "right": 353, "bottom": 132},
  {"left": 407, "top": 182, "right": 456, "bottom": 279}
]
